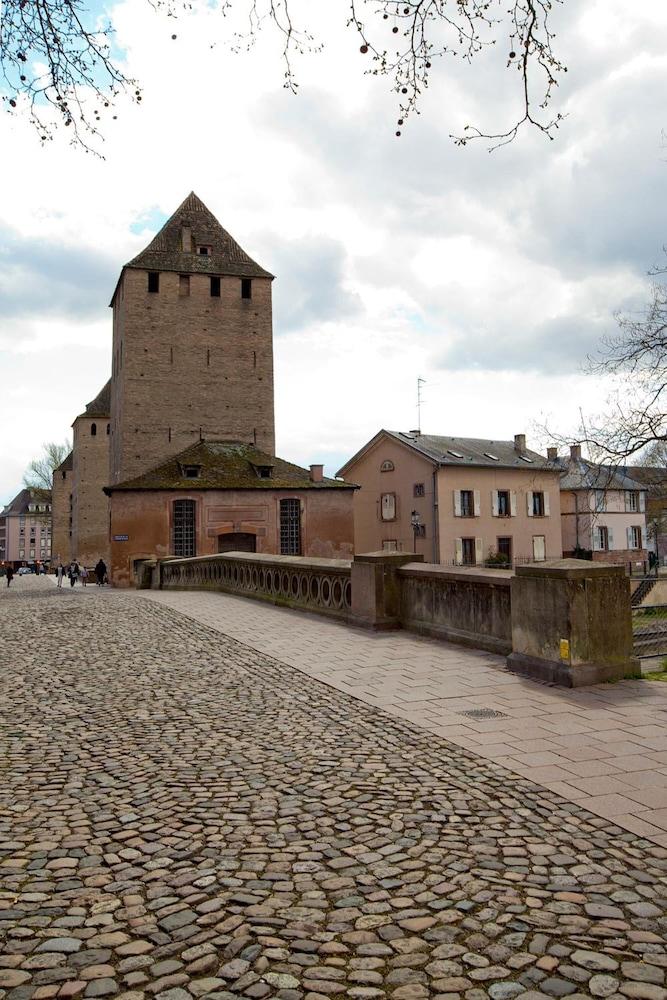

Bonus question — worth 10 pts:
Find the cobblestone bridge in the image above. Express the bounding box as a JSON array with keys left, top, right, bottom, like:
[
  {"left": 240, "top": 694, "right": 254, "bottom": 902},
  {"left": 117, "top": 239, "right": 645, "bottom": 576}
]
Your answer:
[{"left": 1, "top": 578, "right": 667, "bottom": 1000}]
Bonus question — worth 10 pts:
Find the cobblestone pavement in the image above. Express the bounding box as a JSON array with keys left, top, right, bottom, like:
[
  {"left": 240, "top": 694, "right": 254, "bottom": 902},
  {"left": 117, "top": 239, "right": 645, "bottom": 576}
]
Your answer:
[
  {"left": 143, "top": 590, "right": 667, "bottom": 846},
  {"left": 2, "top": 580, "right": 667, "bottom": 1000}
]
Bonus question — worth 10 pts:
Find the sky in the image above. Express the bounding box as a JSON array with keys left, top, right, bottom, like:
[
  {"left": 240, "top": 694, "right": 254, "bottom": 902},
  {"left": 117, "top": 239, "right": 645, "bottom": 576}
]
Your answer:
[{"left": 1, "top": 0, "right": 667, "bottom": 504}]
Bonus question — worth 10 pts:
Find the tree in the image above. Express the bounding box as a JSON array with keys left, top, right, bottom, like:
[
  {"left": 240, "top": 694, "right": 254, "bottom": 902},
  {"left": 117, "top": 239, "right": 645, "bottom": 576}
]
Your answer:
[
  {"left": 575, "top": 273, "right": 667, "bottom": 465},
  {"left": 23, "top": 440, "right": 71, "bottom": 493},
  {"left": 1, "top": 0, "right": 565, "bottom": 152}
]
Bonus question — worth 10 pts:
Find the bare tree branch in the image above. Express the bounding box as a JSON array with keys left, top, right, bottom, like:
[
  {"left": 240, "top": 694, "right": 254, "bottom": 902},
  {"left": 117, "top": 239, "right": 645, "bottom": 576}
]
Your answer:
[
  {"left": 23, "top": 440, "right": 71, "bottom": 492},
  {"left": 1, "top": 0, "right": 566, "bottom": 152}
]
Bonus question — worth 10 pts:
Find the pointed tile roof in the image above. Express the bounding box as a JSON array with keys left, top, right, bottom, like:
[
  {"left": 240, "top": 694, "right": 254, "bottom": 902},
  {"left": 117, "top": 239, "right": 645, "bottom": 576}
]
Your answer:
[
  {"left": 126, "top": 192, "right": 273, "bottom": 280},
  {"left": 85, "top": 379, "right": 111, "bottom": 417}
]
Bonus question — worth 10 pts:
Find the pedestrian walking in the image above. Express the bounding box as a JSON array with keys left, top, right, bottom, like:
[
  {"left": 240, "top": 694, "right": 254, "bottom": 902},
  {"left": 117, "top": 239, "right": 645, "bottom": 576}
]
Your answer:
[
  {"left": 80, "top": 565, "right": 89, "bottom": 587},
  {"left": 69, "top": 561, "right": 80, "bottom": 587},
  {"left": 56, "top": 563, "right": 64, "bottom": 588},
  {"left": 5, "top": 564, "right": 13, "bottom": 587},
  {"left": 95, "top": 558, "right": 107, "bottom": 586}
]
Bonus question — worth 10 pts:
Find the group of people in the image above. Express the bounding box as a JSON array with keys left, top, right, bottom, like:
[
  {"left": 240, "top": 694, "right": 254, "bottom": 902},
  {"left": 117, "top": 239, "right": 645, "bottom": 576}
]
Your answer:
[{"left": 55, "top": 559, "right": 108, "bottom": 588}]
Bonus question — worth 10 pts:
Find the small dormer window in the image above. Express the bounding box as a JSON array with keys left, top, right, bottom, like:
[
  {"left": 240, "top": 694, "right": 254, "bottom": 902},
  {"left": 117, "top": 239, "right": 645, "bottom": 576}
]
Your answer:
[
  {"left": 198, "top": 246, "right": 211, "bottom": 256},
  {"left": 257, "top": 465, "right": 273, "bottom": 479},
  {"left": 181, "top": 465, "right": 201, "bottom": 479},
  {"left": 484, "top": 452, "right": 499, "bottom": 461}
]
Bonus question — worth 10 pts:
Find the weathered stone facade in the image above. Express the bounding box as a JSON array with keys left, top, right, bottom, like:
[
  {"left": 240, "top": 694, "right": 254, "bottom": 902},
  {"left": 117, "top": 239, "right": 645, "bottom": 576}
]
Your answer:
[
  {"left": 71, "top": 412, "right": 110, "bottom": 568},
  {"left": 109, "top": 193, "right": 275, "bottom": 486},
  {"left": 51, "top": 452, "right": 73, "bottom": 566}
]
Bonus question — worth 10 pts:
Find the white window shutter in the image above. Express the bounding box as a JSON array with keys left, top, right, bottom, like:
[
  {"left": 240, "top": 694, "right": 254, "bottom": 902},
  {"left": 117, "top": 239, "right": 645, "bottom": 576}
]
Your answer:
[
  {"left": 593, "top": 529, "right": 601, "bottom": 551},
  {"left": 640, "top": 492, "right": 646, "bottom": 513},
  {"left": 473, "top": 490, "right": 481, "bottom": 516},
  {"left": 491, "top": 490, "right": 499, "bottom": 517},
  {"left": 510, "top": 491, "right": 517, "bottom": 517},
  {"left": 544, "top": 492, "right": 550, "bottom": 516},
  {"left": 527, "top": 491, "right": 534, "bottom": 517},
  {"left": 607, "top": 528, "right": 614, "bottom": 550},
  {"left": 642, "top": 526, "right": 648, "bottom": 549},
  {"left": 624, "top": 491, "right": 630, "bottom": 512},
  {"left": 627, "top": 526, "right": 633, "bottom": 549},
  {"left": 454, "top": 490, "right": 461, "bottom": 517},
  {"left": 455, "top": 538, "right": 463, "bottom": 564},
  {"left": 475, "top": 537, "right": 483, "bottom": 565}
]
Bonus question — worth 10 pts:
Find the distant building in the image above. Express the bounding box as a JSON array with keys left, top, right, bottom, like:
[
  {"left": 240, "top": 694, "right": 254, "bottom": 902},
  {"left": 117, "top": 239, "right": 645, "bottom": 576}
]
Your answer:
[
  {"left": 105, "top": 441, "right": 355, "bottom": 586},
  {"left": 550, "top": 445, "right": 648, "bottom": 567},
  {"left": 338, "top": 430, "right": 562, "bottom": 566},
  {"left": 0, "top": 488, "right": 52, "bottom": 568},
  {"left": 623, "top": 465, "right": 667, "bottom": 565}
]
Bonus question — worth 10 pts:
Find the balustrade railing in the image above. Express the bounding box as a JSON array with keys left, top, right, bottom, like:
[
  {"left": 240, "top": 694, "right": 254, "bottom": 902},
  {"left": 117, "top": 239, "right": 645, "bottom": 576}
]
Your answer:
[{"left": 160, "top": 553, "right": 352, "bottom": 620}]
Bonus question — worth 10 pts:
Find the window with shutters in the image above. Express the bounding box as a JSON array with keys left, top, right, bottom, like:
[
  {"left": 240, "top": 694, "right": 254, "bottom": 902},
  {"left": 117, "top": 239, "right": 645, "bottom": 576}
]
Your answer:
[
  {"left": 460, "top": 490, "right": 474, "bottom": 517},
  {"left": 626, "top": 491, "right": 639, "bottom": 512},
  {"left": 497, "top": 490, "right": 510, "bottom": 516},
  {"left": 596, "top": 526, "right": 609, "bottom": 550},
  {"left": 532, "top": 491, "right": 545, "bottom": 517},
  {"left": 630, "top": 525, "right": 642, "bottom": 549},
  {"left": 172, "top": 500, "right": 196, "bottom": 557},
  {"left": 380, "top": 493, "right": 396, "bottom": 521},
  {"left": 413, "top": 483, "right": 425, "bottom": 497},
  {"left": 280, "top": 499, "right": 301, "bottom": 555},
  {"left": 382, "top": 539, "right": 398, "bottom": 552},
  {"left": 497, "top": 536, "right": 512, "bottom": 562},
  {"left": 461, "top": 538, "right": 476, "bottom": 565}
]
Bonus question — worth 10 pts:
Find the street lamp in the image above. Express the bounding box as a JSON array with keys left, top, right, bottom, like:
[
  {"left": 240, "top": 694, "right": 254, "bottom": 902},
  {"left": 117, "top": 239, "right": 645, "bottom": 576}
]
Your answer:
[{"left": 411, "top": 509, "right": 421, "bottom": 554}]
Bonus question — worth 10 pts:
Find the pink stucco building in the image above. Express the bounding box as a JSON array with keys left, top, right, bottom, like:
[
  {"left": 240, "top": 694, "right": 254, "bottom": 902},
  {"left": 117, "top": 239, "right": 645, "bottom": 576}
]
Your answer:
[
  {"left": 0, "top": 489, "right": 53, "bottom": 569},
  {"left": 338, "top": 431, "right": 563, "bottom": 566}
]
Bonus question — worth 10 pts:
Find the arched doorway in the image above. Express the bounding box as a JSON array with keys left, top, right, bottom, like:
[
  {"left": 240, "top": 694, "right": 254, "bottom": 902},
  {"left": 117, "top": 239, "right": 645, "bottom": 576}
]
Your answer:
[{"left": 218, "top": 532, "right": 257, "bottom": 554}]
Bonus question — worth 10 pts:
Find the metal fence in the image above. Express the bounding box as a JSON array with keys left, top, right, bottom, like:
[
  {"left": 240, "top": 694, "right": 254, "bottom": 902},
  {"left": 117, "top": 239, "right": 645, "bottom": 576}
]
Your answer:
[{"left": 632, "top": 603, "right": 667, "bottom": 659}]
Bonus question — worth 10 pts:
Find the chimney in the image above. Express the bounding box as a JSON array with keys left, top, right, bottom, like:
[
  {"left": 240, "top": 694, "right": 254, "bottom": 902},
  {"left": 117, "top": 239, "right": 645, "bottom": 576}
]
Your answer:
[
  {"left": 514, "top": 433, "right": 526, "bottom": 454},
  {"left": 547, "top": 447, "right": 558, "bottom": 460},
  {"left": 309, "top": 464, "right": 324, "bottom": 483},
  {"left": 570, "top": 444, "right": 582, "bottom": 460}
]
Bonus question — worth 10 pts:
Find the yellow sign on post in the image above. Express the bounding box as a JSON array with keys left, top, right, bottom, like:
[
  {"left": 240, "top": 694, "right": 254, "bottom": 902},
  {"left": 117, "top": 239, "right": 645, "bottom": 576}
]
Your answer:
[{"left": 560, "top": 639, "right": 570, "bottom": 661}]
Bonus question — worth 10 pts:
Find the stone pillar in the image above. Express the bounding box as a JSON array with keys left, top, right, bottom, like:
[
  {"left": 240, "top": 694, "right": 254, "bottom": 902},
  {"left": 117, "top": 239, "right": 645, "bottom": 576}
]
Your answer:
[
  {"left": 507, "top": 559, "right": 640, "bottom": 687},
  {"left": 351, "top": 551, "right": 423, "bottom": 630}
]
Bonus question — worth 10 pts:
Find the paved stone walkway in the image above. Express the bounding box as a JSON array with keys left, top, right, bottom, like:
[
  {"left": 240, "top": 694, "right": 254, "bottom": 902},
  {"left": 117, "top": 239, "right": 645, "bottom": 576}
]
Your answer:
[
  {"left": 1, "top": 579, "right": 667, "bottom": 1000},
  {"left": 141, "top": 590, "right": 667, "bottom": 847}
]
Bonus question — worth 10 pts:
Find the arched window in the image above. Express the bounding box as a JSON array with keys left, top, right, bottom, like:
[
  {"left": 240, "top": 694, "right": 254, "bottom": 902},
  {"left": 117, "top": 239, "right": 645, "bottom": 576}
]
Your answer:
[
  {"left": 91, "top": 423, "right": 97, "bottom": 436},
  {"left": 173, "top": 500, "right": 196, "bottom": 557},
  {"left": 380, "top": 459, "right": 394, "bottom": 472}
]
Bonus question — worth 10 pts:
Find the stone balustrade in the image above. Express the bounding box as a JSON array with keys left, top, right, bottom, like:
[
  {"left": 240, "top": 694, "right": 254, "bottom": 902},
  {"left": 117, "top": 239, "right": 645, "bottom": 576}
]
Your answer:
[
  {"left": 155, "top": 552, "right": 639, "bottom": 687},
  {"left": 160, "top": 552, "right": 352, "bottom": 620}
]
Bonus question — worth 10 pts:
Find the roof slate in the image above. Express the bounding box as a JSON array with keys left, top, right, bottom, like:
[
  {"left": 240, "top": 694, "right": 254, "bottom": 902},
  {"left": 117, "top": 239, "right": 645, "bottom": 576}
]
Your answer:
[
  {"left": 1, "top": 488, "right": 52, "bottom": 517},
  {"left": 376, "top": 431, "right": 554, "bottom": 471},
  {"left": 83, "top": 380, "right": 111, "bottom": 418},
  {"left": 55, "top": 451, "right": 74, "bottom": 473},
  {"left": 107, "top": 440, "right": 354, "bottom": 493},
  {"left": 125, "top": 192, "right": 273, "bottom": 280},
  {"left": 552, "top": 456, "right": 646, "bottom": 492}
]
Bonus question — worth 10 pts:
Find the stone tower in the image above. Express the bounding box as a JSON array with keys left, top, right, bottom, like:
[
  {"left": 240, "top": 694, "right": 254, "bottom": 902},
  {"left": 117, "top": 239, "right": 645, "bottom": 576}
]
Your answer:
[
  {"left": 71, "top": 380, "right": 111, "bottom": 566},
  {"left": 109, "top": 192, "right": 275, "bottom": 486}
]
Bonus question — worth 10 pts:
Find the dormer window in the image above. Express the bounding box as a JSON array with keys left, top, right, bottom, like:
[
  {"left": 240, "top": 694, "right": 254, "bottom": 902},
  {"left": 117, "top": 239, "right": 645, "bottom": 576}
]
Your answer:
[
  {"left": 484, "top": 452, "right": 499, "bottom": 461},
  {"left": 256, "top": 465, "right": 273, "bottom": 479},
  {"left": 447, "top": 450, "right": 464, "bottom": 459},
  {"left": 181, "top": 464, "right": 201, "bottom": 479},
  {"left": 197, "top": 246, "right": 212, "bottom": 256}
]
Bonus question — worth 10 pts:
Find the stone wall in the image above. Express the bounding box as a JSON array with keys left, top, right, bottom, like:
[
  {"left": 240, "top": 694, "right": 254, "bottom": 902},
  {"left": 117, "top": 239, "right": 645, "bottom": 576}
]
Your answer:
[
  {"left": 51, "top": 466, "right": 72, "bottom": 567},
  {"left": 398, "top": 563, "right": 512, "bottom": 654},
  {"left": 109, "top": 268, "right": 275, "bottom": 486},
  {"left": 71, "top": 415, "right": 110, "bottom": 569}
]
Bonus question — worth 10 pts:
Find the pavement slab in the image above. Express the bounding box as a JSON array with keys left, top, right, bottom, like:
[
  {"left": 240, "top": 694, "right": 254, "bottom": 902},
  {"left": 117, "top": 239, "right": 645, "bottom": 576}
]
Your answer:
[{"left": 1, "top": 578, "right": 667, "bottom": 1000}]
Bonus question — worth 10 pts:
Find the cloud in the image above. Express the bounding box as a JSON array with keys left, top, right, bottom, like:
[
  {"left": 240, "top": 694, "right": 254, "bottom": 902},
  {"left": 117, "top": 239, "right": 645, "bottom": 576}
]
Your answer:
[
  {"left": 0, "top": 223, "right": 116, "bottom": 326},
  {"left": 267, "top": 234, "right": 363, "bottom": 332}
]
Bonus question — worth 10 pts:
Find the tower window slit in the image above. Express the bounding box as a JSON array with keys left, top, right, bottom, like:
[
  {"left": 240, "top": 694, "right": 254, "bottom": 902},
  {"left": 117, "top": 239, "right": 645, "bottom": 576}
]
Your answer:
[
  {"left": 210, "top": 276, "right": 220, "bottom": 297},
  {"left": 148, "top": 272, "right": 159, "bottom": 293},
  {"left": 241, "top": 278, "right": 252, "bottom": 300}
]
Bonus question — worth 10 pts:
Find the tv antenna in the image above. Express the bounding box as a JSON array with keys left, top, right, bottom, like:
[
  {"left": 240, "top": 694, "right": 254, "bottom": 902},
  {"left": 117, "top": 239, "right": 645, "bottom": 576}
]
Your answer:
[{"left": 417, "top": 377, "right": 426, "bottom": 434}]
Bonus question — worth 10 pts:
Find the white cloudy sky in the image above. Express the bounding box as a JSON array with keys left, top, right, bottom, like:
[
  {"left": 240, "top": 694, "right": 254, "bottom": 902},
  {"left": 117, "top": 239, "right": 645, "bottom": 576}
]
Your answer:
[{"left": 1, "top": 0, "right": 667, "bottom": 503}]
